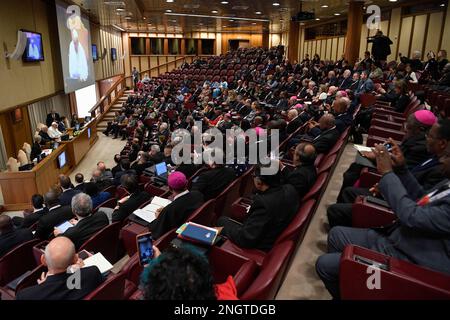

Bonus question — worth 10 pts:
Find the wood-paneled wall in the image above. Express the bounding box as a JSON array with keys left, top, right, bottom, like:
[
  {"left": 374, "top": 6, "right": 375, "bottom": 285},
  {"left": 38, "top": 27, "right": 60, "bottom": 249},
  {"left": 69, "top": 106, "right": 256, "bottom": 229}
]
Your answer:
[
  {"left": 0, "top": 0, "right": 63, "bottom": 112},
  {"left": 297, "top": 5, "right": 450, "bottom": 63},
  {"left": 0, "top": 106, "right": 32, "bottom": 158},
  {"left": 91, "top": 25, "right": 125, "bottom": 81}
]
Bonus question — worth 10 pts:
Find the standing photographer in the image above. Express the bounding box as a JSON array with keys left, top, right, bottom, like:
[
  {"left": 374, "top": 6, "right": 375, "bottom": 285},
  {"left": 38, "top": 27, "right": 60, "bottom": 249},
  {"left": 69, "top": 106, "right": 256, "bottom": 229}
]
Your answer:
[{"left": 368, "top": 30, "right": 393, "bottom": 65}]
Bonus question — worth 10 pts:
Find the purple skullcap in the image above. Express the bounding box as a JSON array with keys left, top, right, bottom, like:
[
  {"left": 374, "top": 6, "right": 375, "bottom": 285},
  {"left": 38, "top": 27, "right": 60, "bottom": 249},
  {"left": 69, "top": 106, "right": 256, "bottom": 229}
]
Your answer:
[
  {"left": 168, "top": 171, "right": 187, "bottom": 191},
  {"left": 290, "top": 96, "right": 298, "bottom": 101},
  {"left": 414, "top": 110, "right": 437, "bottom": 127}
]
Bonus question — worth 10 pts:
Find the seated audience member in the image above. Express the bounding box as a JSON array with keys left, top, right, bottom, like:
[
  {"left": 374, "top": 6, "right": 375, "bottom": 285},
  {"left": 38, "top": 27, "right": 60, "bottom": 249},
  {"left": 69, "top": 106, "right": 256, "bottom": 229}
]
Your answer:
[
  {"left": 191, "top": 148, "right": 235, "bottom": 200},
  {"left": 54, "top": 193, "right": 109, "bottom": 250},
  {"left": 131, "top": 152, "right": 153, "bottom": 176},
  {"left": 0, "top": 215, "right": 33, "bottom": 258},
  {"left": 331, "top": 97, "right": 353, "bottom": 134},
  {"left": 48, "top": 122, "right": 63, "bottom": 140},
  {"left": 97, "top": 161, "right": 113, "bottom": 180},
  {"left": 30, "top": 135, "right": 43, "bottom": 161},
  {"left": 306, "top": 114, "right": 340, "bottom": 154},
  {"left": 149, "top": 172, "right": 204, "bottom": 239},
  {"left": 140, "top": 247, "right": 237, "bottom": 300},
  {"left": 38, "top": 126, "right": 52, "bottom": 144},
  {"left": 111, "top": 154, "right": 122, "bottom": 177},
  {"left": 111, "top": 174, "right": 151, "bottom": 222},
  {"left": 74, "top": 173, "right": 85, "bottom": 191},
  {"left": 148, "top": 144, "right": 164, "bottom": 164},
  {"left": 286, "top": 109, "right": 304, "bottom": 135},
  {"left": 337, "top": 118, "right": 450, "bottom": 207},
  {"left": 58, "top": 175, "right": 81, "bottom": 206},
  {"left": 217, "top": 162, "right": 299, "bottom": 251},
  {"left": 336, "top": 110, "right": 435, "bottom": 202},
  {"left": 84, "top": 182, "right": 112, "bottom": 209},
  {"left": 316, "top": 143, "right": 450, "bottom": 299},
  {"left": 377, "top": 80, "right": 411, "bottom": 113},
  {"left": 16, "top": 237, "right": 104, "bottom": 300},
  {"left": 114, "top": 159, "right": 137, "bottom": 185},
  {"left": 280, "top": 143, "right": 317, "bottom": 198},
  {"left": 354, "top": 71, "right": 374, "bottom": 98},
  {"left": 35, "top": 190, "right": 73, "bottom": 239},
  {"left": 12, "top": 194, "right": 49, "bottom": 229},
  {"left": 46, "top": 110, "right": 60, "bottom": 128}
]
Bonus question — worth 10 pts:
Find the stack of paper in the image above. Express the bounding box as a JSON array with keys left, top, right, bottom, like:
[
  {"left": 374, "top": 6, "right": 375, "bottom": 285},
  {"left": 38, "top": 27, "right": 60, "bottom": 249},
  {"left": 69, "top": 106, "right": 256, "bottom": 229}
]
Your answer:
[
  {"left": 133, "top": 196, "right": 172, "bottom": 224},
  {"left": 353, "top": 144, "right": 373, "bottom": 153},
  {"left": 83, "top": 253, "right": 113, "bottom": 274}
]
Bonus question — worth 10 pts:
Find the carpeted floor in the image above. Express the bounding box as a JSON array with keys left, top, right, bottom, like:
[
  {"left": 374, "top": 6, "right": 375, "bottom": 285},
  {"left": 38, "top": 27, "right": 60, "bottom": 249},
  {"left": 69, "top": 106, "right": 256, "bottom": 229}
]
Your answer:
[{"left": 276, "top": 142, "right": 357, "bottom": 300}]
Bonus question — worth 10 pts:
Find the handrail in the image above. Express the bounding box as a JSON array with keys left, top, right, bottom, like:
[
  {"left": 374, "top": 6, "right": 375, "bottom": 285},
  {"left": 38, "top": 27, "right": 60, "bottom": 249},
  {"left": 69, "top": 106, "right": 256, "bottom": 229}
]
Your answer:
[{"left": 89, "top": 76, "right": 126, "bottom": 119}]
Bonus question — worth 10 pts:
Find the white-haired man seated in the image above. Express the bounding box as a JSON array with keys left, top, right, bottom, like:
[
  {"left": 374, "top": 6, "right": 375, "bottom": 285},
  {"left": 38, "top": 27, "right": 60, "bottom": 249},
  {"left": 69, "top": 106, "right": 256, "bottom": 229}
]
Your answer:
[{"left": 16, "top": 237, "right": 104, "bottom": 300}]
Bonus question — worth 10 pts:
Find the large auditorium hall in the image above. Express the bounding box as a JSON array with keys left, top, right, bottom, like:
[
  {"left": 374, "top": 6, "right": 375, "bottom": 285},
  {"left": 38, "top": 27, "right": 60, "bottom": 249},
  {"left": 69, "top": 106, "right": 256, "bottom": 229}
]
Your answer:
[{"left": 0, "top": 0, "right": 449, "bottom": 311}]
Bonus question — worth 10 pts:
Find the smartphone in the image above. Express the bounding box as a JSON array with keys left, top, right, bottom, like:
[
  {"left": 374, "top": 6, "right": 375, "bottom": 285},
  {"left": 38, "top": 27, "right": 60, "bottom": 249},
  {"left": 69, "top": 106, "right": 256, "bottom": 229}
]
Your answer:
[
  {"left": 384, "top": 143, "right": 393, "bottom": 152},
  {"left": 136, "top": 232, "right": 154, "bottom": 266},
  {"left": 78, "top": 250, "right": 91, "bottom": 260}
]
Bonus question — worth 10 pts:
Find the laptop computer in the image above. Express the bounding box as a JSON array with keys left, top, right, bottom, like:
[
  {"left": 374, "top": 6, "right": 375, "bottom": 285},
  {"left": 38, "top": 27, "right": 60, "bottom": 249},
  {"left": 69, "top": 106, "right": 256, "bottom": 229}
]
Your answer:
[{"left": 154, "top": 162, "right": 168, "bottom": 184}]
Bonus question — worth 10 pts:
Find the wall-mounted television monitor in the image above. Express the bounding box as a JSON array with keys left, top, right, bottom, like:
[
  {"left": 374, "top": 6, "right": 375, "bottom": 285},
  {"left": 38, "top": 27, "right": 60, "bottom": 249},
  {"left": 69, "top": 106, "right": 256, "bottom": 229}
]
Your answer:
[
  {"left": 57, "top": 152, "right": 67, "bottom": 169},
  {"left": 92, "top": 44, "right": 98, "bottom": 61},
  {"left": 111, "top": 48, "right": 117, "bottom": 61},
  {"left": 21, "top": 30, "right": 44, "bottom": 62}
]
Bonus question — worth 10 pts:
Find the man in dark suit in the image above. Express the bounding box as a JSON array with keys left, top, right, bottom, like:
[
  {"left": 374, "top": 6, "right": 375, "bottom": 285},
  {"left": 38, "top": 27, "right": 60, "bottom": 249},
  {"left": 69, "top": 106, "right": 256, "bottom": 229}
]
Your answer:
[
  {"left": 309, "top": 114, "right": 340, "bottom": 154},
  {"left": 280, "top": 143, "right": 317, "bottom": 199},
  {"left": 58, "top": 175, "right": 81, "bottom": 206},
  {"left": 316, "top": 143, "right": 450, "bottom": 299},
  {"left": 113, "top": 159, "right": 137, "bottom": 186},
  {"left": 149, "top": 172, "right": 204, "bottom": 239},
  {"left": 54, "top": 193, "right": 109, "bottom": 250},
  {"left": 111, "top": 174, "right": 151, "bottom": 222},
  {"left": 46, "top": 110, "right": 61, "bottom": 128},
  {"left": 217, "top": 162, "right": 299, "bottom": 251},
  {"left": 12, "top": 194, "right": 49, "bottom": 229},
  {"left": 329, "top": 119, "right": 449, "bottom": 228},
  {"left": 131, "top": 152, "right": 153, "bottom": 176},
  {"left": 74, "top": 173, "right": 85, "bottom": 192},
  {"left": 286, "top": 109, "right": 304, "bottom": 135},
  {"left": 338, "top": 69, "right": 353, "bottom": 90},
  {"left": 0, "top": 215, "right": 33, "bottom": 258},
  {"left": 16, "top": 237, "right": 104, "bottom": 300},
  {"left": 192, "top": 148, "right": 236, "bottom": 200},
  {"left": 30, "top": 135, "right": 43, "bottom": 161},
  {"left": 111, "top": 154, "right": 122, "bottom": 178},
  {"left": 35, "top": 191, "right": 74, "bottom": 240}
]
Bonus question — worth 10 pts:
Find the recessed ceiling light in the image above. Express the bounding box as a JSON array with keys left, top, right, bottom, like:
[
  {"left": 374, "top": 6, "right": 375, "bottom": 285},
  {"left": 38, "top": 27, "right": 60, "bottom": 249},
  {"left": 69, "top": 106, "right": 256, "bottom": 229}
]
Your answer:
[
  {"left": 252, "top": 22, "right": 257, "bottom": 25},
  {"left": 321, "top": 5, "right": 328, "bottom": 8},
  {"left": 315, "top": 18, "right": 320, "bottom": 21},
  {"left": 221, "top": 1, "right": 229, "bottom": 4},
  {"left": 116, "top": 8, "right": 125, "bottom": 12},
  {"left": 440, "top": 3, "right": 445, "bottom": 6},
  {"left": 125, "top": 16, "right": 132, "bottom": 19},
  {"left": 229, "top": 19, "right": 234, "bottom": 21},
  {"left": 273, "top": 2, "right": 280, "bottom": 6},
  {"left": 334, "top": 13, "right": 341, "bottom": 16},
  {"left": 143, "top": 17, "right": 146, "bottom": 20},
  {"left": 255, "top": 11, "right": 262, "bottom": 14},
  {"left": 389, "top": 0, "right": 398, "bottom": 2},
  {"left": 212, "top": 10, "right": 218, "bottom": 13},
  {"left": 166, "top": 9, "right": 172, "bottom": 12},
  {"left": 166, "top": 0, "right": 174, "bottom": 2}
]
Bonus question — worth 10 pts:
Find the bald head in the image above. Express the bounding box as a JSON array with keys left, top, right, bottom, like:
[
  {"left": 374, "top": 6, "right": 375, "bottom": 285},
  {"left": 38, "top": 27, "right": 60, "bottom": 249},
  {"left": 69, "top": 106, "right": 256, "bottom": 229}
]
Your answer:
[
  {"left": 0, "top": 215, "right": 13, "bottom": 233},
  {"left": 43, "top": 237, "right": 77, "bottom": 273},
  {"left": 319, "top": 114, "right": 336, "bottom": 130}
]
